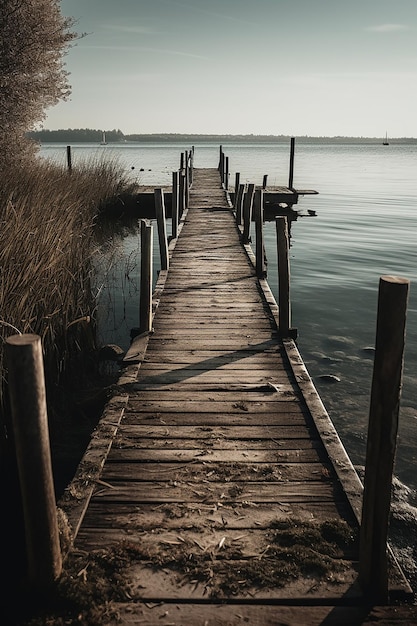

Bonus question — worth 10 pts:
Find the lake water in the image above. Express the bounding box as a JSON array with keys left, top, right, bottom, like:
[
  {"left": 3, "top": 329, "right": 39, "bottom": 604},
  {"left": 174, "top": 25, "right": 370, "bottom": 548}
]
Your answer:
[{"left": 40, "top": 142, "right": 417, "bottom": 484}]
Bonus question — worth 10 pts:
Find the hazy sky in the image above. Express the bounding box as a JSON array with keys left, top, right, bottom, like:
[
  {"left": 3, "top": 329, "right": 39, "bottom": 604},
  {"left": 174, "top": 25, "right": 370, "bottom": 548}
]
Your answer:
[{"left": 43, "top": 0, "right": 417, "bottom": 137}]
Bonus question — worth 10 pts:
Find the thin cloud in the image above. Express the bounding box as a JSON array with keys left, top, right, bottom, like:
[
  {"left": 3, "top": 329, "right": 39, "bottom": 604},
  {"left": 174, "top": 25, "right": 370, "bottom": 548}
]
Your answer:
[{"left": 366, "top": 24, "right": 410, "bottom": 33}]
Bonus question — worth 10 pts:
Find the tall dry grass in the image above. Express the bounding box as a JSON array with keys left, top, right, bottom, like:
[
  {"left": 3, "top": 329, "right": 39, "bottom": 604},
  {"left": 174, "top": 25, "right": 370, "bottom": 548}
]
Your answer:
[{"left": 0, "top": 154, "right": 136, "bottom": 431}]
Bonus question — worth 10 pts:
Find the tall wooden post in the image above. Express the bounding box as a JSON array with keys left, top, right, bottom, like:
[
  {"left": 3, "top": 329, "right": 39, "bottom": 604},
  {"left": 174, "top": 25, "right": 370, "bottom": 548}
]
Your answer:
[
  {"left": 359, "top": 275, "right": 409, "bottom": 602},
  {"left": 288, "top": 137, "right": 295, "bottom": 190},
  {"left": 225, "top": 156, "right": 229, "bottom": 190},
  {"left": 139, "top": 220, "right": 153, "bottom": 333},
  {"left": 179, "top": 170, "right": 185, "bottom": 218},
  {"left": 154, "top": 188, "right": 169, "bottom": 271},
  {"left": 66, "top": 145, "right": 72, "bottom": 171},
  {"left": 235, "top": 183, "right": 245, "bottom": 226},
  {"left": 172, "top": 171, "right": 179, "bottom": 239},
  {"left": 276, "top": 216, "right": 291, "bottom": 335},
  {"left": 242, "top": 183, "right": 255, "bottom": 244},
  {"left": 234, "top": 173, "right": 240, "bottom": 208},
  {"left": 184, "top": 150, "right": 190, "bottom": 208},
  {"left": 254, "top": 188, "right": 266, "bottom": 278},
  {"left": 262, "top": 174, "right": 268, "bottom": 189},
  {"left": 6, "top": 334, "right": 62, "bottom": 588}
]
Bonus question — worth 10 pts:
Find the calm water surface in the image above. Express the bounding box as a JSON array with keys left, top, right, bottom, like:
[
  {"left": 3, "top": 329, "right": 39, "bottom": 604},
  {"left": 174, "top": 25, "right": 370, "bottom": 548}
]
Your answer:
[{"left": 40, "top": 142, "right": 417, "bottom": 495}]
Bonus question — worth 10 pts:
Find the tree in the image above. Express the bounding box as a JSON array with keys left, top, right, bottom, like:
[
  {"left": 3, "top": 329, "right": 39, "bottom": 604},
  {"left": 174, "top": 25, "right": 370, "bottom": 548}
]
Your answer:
[{"left": 0, "top": 0, "right": 76, "bottom": 165}]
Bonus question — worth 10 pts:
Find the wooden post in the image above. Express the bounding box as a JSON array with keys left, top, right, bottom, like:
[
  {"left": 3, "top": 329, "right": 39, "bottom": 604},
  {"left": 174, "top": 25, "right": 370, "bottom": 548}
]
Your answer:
[
  {"left": 140, "top": 219, "right": 153, "bottom": 333},
  {"left": 224, "top": 156, "right": 229, "bottom": 190},
  {"left": 184, "top": 150, "right": 190, "bottom": 208},
  {"left": 180, "top": 152, "right": 184, "bottom": 171},
  {"left": 235, "top": 183, "right": 245, "bottom": 226},
  {"left": 276, "top": 216, "right": 291, "bottom": 335},
  {"left": 288, "top": 137, "right": 295, "bottom": 190},
  {"left": 6, "top": 334, "right": 62, "bottom": 588},
  {"left": 66, "top": 145, "right": 72, "bottom": 171},
  {"left": 154, "top": 188, "right": 169, "bottom": 271},
  {"left": 262, "top": 174, "right": 268, "bottom": 189},
  {"left": 359, "top": 275, "right": 409, "bottom": 602},
  {"left": 242, "top": 183, "right": 255, "bottom": 244},
  {"left": 218, "top": 145, "right": 223, "bottom": 171},
  {"left": 179, "top": 170, "right": 185, "bottom": 218},
  {"left": 171, "top": 171, "right": 179, "bottom": 239},
  {"left": 254, "top": 188, "right": 266, "bottom": 278},
  {"left": 234, "top": 173, "right": 240, "bottom": 208},
  {"left": 189, "top": 149, "right": 193, "bottom": 186}
]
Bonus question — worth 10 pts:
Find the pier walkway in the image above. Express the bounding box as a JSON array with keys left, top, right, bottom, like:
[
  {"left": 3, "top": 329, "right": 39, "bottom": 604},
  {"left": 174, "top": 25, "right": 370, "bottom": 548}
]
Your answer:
[{"left": 62, "top": 167, "right": 413, "bottom": 624}]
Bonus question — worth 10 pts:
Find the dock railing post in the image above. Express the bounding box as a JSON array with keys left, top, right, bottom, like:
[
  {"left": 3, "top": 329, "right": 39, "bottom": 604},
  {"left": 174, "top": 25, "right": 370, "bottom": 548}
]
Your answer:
[
  {"left": 288, "top": 137, "right": 295, "bottom": 190},
  {"left": 172, "top": 171, "right": 179, "bottom": 239},
  {"left": 254, "top": 188, "right": 266, "bottom": 278},
  {"left": 6, "top": 333, "right": 62, "bottom": 588},
  {"left": 276, "top": 216, "right": 291, "bottom": 335},
  {"left": 154, "top": 188, "right": 169, "bottom": 271},
  {"left": 262, "top": 174, "right": 268, "bottom": 189},
  {"left": 359, "top": 275, "right": 409, "bottom": 602},
  {"left": 139, "top": 219, "right": 153, "bottom": 333},
  {"left": 189, "top": 148, "right": 194, "bottom": 186},
  {"left": 242, "top": 183, "right": 255, "bottom": 244}
]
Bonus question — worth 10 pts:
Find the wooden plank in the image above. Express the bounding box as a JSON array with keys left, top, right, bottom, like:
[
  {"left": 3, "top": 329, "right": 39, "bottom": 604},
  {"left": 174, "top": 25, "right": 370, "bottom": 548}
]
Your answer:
[
  {"left": 121, "top": 410, "right": 309, "bottom": 426},
  {"left": 106, "top": 448, "right": 322, "bottom": 463}
]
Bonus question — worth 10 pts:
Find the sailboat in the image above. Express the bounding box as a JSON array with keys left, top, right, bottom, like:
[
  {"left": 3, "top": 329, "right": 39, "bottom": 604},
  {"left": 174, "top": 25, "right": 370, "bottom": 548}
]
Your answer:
[
  {"left": 382, "top": 131, "right": 389, "bottom": 146},
  {"left": 100, "top": 131, "right": 107, "bottom": 145}
]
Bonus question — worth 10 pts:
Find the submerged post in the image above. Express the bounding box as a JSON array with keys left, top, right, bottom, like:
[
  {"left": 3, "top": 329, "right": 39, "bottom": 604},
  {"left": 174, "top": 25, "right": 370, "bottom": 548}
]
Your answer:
[
  {"left": 359, "top": 275, "right": 409, "bottom": 602},
  {"left": 140, "top": 219, "right": 153, "bottom": 333},
  {"left": 276, "top": 216, "right": 291, "bottom": 335},
  {"left": 154, "top": 188, "right": 169, "bottom": 271},
  {"left": 242, "top": 183, "right": 255, "bottom": 244},
  {"left": 253, "top": 188, "right": 266, "bottom": 278},
  {"left": 6, "top": 334, "right": 62, "bottom": 588},
  {"left": 288, "top": 137, "right": 295, "bottom": 190}
]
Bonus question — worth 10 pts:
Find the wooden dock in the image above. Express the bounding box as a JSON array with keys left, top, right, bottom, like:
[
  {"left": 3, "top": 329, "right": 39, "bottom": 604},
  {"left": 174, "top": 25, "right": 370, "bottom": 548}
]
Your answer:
[{"left": 60, "top": 166, "right": 415, "bottom": 624}]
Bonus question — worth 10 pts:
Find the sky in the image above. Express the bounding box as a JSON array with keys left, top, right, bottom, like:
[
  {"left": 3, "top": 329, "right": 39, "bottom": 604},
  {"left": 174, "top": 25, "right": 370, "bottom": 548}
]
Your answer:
[{"left": 43, "top": 0, "right": 417, "bottom": 137}]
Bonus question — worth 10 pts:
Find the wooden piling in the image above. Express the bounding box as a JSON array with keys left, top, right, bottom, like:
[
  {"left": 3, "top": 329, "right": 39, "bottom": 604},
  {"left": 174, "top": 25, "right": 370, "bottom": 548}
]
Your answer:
[
  {"left": 276, "top": 216, "right": 291, "bottom": 335},
  {"left": 235, "top": 183, "right": 245, "bottom": 226},
  {"left": 154, "top": 188, "right": 169, "bottom": 271},
  {"left": 288, "top": 137, "right": 295, "bottom": 190},
  {"left": 179, "top": 170, "right": 185, "bottom": 218},
  {"left": 172, "top": 171, "right": 179, "bottom": 239},
  {"left": 225, "top": 156, "right": 229, "bottom": 190},
  {"left": 359, "top": 275, "right": 409, "bottom": 602},
  {"left": 234, "top": 173, "right": 240, "bottom": 206},
  {"left": 254, "top": 188, "right": 266, "bottom": 278},
  {"left": 242, "top": 183, "right": 255, "bottom": 244},
  {"left": 185, "top": 151, "right": 190, "bottom": 208},
  {"left": 66, "top": 145, "right": 72, "bottom": 171},
  {"left": 6, "top": 334, "right": 62, "bottom": 588},
  {"left": 262, "top": 174, "right": 268, "bottom": 189},
  {"left": 139, "top": 220, "right": 153, "bottom": 333}
]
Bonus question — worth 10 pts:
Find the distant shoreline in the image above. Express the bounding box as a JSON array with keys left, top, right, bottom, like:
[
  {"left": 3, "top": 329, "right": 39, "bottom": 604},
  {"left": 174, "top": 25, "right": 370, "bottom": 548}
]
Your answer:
[{"left": 29, "top": 130, "right": 417, "bottom": 144}]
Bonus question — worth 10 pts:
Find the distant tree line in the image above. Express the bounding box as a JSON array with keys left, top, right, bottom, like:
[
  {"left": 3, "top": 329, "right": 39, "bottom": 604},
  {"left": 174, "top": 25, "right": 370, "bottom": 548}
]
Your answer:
[
  {"left": 28, "top": 129, "right": 417, "bottom": 144},
  {"left": 29, "top": 128, "right": 125, "bottom": 143}
]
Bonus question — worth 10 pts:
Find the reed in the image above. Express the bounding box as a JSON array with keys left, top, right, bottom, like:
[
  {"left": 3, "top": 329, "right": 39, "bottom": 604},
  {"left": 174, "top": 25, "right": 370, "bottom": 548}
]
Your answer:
[{"left": 0, "top": 155, "right": 136, "bottom": 451}]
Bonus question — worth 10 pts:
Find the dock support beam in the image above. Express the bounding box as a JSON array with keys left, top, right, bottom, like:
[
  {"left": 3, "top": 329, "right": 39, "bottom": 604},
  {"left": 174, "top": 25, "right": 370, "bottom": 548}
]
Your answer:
[
  {"left": 288, "top": 137, "right": 295, "bottom": 190},
  {"left": 6, "top": 334, "right": 62, "bottom": 589},
  {"left": 359, "top": 275, "right": 409, "bottom": 602}
]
